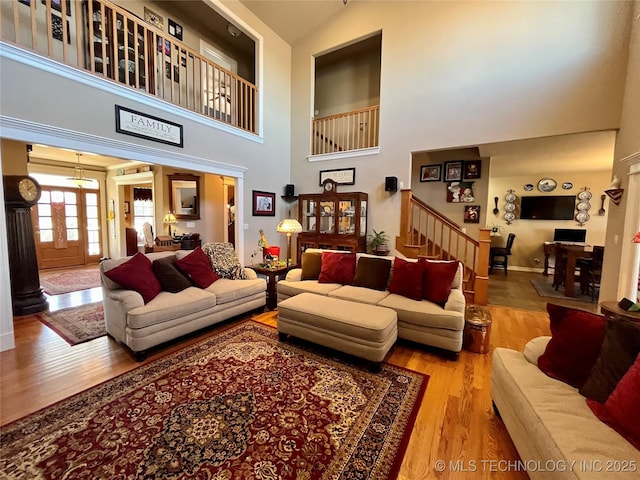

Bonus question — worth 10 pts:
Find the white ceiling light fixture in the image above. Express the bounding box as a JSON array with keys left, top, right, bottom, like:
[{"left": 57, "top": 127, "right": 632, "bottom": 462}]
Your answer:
[
  {"left": 227, "top": 23, "right": 241, "bottom": 37},
  {"left": 68, "top": 153, "right": 92, "bottom": 188}
]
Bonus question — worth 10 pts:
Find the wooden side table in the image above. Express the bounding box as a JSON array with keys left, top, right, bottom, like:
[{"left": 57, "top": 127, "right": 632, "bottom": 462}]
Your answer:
[
  {"left": 248, "top": 264, "right": 296, "bottom": 310},
  {"left": 599, "top": 301, "right": 640, "bottom": 322},
  {"left": 463, "top": 305, "right": 492, "bottom": 354}
]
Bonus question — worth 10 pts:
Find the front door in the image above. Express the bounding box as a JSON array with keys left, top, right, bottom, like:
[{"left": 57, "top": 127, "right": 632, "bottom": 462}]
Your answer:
[{"left": 33, "top": 188, "right": 101, "bottom": 269}]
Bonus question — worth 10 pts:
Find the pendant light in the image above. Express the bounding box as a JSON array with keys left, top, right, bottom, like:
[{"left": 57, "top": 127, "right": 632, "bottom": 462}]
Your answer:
[{"left": 68, "top": 153, "right": 92, "bottom": 188}]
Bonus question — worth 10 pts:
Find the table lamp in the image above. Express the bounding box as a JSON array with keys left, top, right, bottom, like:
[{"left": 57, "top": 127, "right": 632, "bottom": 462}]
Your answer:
[
  {"left": 277, "top": 218, "right": 302, "bottom": 267},
  {"left": 163, "top": 212, "right": 178, "bottom": 237}
]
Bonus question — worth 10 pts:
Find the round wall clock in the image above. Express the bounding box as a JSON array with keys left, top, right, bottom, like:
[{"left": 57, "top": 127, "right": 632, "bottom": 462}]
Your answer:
[{"left": 537, "top": 178, "right": 557, "bottom": 192}]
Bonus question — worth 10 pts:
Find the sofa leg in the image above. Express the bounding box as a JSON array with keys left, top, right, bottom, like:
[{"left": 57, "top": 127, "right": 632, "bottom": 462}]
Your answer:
[
  {"left": 278, "top": 332, "right": 288, "bottom": 342},
  {"left": 368, "top": 361, "right": 382, "bottom": 373},
  {"left": 447, "top": 350, "right": 460, "bottom": 361},
  {"left": 134, "top": 350, "right": 148, "bottom": 362},
  {"left": 492, "top": 401, "right": 502, "bottom": 419}
]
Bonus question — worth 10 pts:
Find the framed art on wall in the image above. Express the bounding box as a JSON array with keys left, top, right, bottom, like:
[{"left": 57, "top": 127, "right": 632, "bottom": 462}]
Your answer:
[
  {"left": 464, "top": 205, "right": 480, "bottom": 223},
  {"left": 463, "top": 160, "right": 481, "bottom": 180},
  {"left": 253, "top": 191, "right": 275, "bottom": 216},
  {"left": 443, "top": 161, "right": 463, "bottom": 182},
  {"left": 420, "top": 164, "right": 441, "bottom": 182},
  {"left": 319, "top": 168, "right": 355, "bottom": 186}
]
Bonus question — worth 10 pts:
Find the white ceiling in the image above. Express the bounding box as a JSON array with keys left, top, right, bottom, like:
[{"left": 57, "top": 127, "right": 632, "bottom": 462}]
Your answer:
[
  {"left": 28, "top": 144, "right": 140, "bottom": 169},
  {"left": 240, "top": 0, "right": 348, "bottom": 45}
]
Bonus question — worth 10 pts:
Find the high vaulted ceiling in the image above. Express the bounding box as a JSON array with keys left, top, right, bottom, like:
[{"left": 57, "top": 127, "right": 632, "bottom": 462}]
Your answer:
[{"left": 240, "top": 0, "right": 348, "bottom": 45}]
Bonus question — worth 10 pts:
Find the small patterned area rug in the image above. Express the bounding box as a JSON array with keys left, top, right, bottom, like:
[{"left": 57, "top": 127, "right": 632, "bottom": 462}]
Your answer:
[
  {"left": 0, "top": 321, "right": 428, "bottom": 479},
  {"left": 530, "top": 279, "right": 596, "bottom": 303},
  {"left": 40, "top": 266, "right": 101, "bottom": 295},
  {"left": 38, "top": 303, "right": 105, "bottom": 345}
]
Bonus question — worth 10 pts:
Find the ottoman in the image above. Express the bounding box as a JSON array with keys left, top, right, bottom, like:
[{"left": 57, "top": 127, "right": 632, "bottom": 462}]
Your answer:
[{"left": 277, "top": 292, "right": 398, "bottom": 364}]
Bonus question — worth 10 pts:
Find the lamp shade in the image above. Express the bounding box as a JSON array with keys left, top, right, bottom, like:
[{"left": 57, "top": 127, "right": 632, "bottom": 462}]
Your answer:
[
  {"left": 277, "top": 219, "right": 302, "bottom": 234},
  {"left": 163, "top": 213, "right": 178, "bottom": 225}
]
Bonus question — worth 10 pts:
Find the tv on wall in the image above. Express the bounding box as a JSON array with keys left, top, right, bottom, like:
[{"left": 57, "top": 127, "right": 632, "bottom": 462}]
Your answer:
[{"left": 520, "top": 195, "right": 576, "bottom": 220}]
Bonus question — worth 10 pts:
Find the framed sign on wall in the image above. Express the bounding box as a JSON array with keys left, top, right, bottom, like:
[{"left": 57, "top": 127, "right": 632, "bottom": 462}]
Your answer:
[{"left": 319, "top": 168, "right": 355, "bottom": 186}]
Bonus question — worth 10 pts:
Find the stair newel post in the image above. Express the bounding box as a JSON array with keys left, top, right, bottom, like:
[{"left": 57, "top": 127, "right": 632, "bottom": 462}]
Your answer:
[
  {"left": 474, "top": 228, "right": 491, "bottom": 306},
  {"left": 398, "top": 189, "right": 411, "bottom": 249}
]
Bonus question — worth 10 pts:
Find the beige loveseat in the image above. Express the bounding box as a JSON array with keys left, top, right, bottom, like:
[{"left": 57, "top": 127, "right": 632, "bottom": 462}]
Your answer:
[
  {"left": 276, "top": 249, "right": 466, "bottom": 355},
  {"left": 100, "top": 250, "right": 266, "bottom": 359},
  {"left": 492, "top": 337, "right": 640, "bottom": 480}
]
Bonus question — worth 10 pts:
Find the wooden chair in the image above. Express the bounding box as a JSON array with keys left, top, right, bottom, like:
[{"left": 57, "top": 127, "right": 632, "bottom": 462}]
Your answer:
[
  {"left": 578, "top": 246, "right": 604, "bottom": 300},
  {"left": 489, "top": 233, "right": 516, "bottom": 275}
]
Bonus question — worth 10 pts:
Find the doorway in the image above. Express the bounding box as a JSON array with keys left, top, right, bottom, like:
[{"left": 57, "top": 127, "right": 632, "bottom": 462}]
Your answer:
[{"left": 33, "top": 186, "right": 101, "bottom": 270}]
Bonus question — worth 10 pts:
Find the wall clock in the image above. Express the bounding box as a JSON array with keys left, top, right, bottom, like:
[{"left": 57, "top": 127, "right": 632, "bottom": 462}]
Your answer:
[{"left": 322, "top": 178, "right": 338, "bottom": 193}]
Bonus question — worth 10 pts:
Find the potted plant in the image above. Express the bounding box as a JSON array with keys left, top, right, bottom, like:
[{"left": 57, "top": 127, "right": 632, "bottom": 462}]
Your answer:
[{"left": 367, "top": 229, "right": 390, "bottom": 256}]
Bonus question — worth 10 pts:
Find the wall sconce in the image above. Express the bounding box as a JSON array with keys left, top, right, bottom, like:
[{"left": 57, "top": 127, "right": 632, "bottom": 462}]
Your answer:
[{"left": 604, "top": 175, "right": 624, "bottom": 205}]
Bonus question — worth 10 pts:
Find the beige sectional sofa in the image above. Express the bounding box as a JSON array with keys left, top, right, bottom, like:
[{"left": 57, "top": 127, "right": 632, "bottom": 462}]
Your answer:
[
  {"left": 492, "top": 337, "right": 640, "bottom": 480},
  {"left": 100, "top": 250, "right": 266, "bottom": 359},
  {"left": 276, "top": 250, "right": 466, "bottom": 355}
]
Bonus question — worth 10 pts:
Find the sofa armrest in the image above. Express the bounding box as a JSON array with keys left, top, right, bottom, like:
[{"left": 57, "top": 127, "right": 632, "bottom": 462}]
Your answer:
[
  {"left": 243, "top": 267, "right": 258, "bottom": 279},
  {"left": 523, "top": 336, "right": 551, "bottom": 365},
  {"left": 285, "top": 268, "right": 302, "bottom": 282},
  {"left": 444, "top": 288, "right": 465, "bottom": 314}
]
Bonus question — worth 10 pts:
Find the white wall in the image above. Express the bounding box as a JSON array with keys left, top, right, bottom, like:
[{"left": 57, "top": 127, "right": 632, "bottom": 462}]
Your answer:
[{"left": 290, "top": 1, "right": 633, "bottom": 251}]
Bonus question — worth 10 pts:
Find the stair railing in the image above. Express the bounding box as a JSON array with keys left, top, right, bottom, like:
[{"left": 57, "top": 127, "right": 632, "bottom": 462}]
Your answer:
[
  {"left": 397, "top": 189, "right": 489, "bottom": 305},
  {"left": 311, "top": 105, "right": 379, "bottom": 155}
]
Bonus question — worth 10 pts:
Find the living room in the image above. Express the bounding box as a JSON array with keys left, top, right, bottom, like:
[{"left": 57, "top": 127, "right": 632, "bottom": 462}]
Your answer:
[{"left": 1, "top": 1, "right": 639, "bottom": 478}]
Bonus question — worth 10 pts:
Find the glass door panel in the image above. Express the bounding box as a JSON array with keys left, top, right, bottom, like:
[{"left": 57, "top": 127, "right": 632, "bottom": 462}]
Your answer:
[{"left": 319, "top": 200, "right": 334, "bottom": 234}]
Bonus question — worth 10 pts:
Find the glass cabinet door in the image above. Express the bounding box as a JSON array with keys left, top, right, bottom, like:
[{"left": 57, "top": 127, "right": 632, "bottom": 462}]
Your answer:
[
  {"left": 301, "top": 198, "right": 316, "bottom": 232},
  {"left": 360, "top": 199, "right": 367, "bottom": 237},
  {"left": 319, "top": 200, "right": 335, "bottom": 234},
  {"left": 338, "top": 198, "right": 356, "bottom": 235}
]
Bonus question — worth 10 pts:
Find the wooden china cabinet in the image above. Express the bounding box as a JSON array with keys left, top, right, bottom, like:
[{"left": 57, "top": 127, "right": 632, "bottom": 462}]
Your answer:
[{"left": 296, "top": 179, "right": 368, "bottom": 263}]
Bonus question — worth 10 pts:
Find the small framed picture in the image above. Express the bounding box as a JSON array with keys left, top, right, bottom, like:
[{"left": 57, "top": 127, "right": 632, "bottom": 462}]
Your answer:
[
  {"left": 144, "top": 7, "right": 164, "bottom": 30},
  {"left": 253, "top": 190, "right": 275, "bottom": 216},
  {"left": 124, "top": 201, "right": 130, "bottom": 214},
  {"left": 42, "top": 0, "right": 71, "bottom": 16},
  {"left": 463, "top": 160, "right": 481, "bottom": 180},
  {"left": 420, "top": 164, "right": 441, "bottom": 182},
  {"left": 464, "top": 205, "right": 480, "bottom": 223},
  {"left": 168, "top": 19, "right": 183, "bottom": 41},
  {"left": 444, "top": 161, "right": 463, "bottom": 182}
]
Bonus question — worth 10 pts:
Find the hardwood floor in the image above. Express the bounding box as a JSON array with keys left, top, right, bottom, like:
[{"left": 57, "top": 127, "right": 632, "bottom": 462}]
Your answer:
[{"left": 2, "top": 271, "right": 592, "bottom": 479}]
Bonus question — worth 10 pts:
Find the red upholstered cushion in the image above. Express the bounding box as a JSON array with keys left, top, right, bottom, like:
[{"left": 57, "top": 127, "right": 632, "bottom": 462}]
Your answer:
[
  {"left": 587, "top": 354, "right": 640, "bottom": 451},
  {"left": 537, "top": 303, "right": 606, "bottom": 388},
  {"left": 175, "top": 247, "right": 221, "bottom": 289},
  {"left": 388, "top": 257, "right": 425, "bottom": 301},
  {"left": 104, "top": 252, "right": 162, "bottom": 304},
  {"left": 422, "top": 260, "right": 459, "bottom": 305},
  {"left": 318, "top": 252, "right": 356, "bottom": 284}
]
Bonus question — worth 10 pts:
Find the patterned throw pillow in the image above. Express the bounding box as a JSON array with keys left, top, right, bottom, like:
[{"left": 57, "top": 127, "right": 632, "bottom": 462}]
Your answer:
[{"left": 201, "top": 242, "right": 248, "bottom": 280}]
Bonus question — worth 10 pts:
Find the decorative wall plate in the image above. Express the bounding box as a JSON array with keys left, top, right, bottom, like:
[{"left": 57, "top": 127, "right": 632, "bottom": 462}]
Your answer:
[
  {"left": 505, "top": 192, "right": 517, "bottom": 202},
  {"left": 537, "top": 178, "right": 557, "bottom": 192},
  {"left": 576, "top": 211, "right": 590, "bottom": 225},
  {"left": 577, "top": 201, "right": 591, "bottom": 211},
  {"left": 523, "top": 184, "right": 534, "bottom": 191},
  {"left": 504, "top": 202, "right": 516, "bottom": 212},
  {"left": 562, "top": 182, "right": 573, "bottom": 190},
  {"left": 504, "top": 212, "right": 516, "bottom": 223},
  {"left": 577, "top": 190, "right": 592, "bottom": 201}
]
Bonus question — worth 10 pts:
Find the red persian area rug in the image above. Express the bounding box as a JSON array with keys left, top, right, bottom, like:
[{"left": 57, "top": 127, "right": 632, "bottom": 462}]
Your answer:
[
  {"left": 40, "top": 266, "right": 101, "bottom": 295},
  {"left": 0, "top": 321, "right": 428, "bottom": 479},
  {"left": 38, "top": 303, "right": 105, "bottom": 345}
]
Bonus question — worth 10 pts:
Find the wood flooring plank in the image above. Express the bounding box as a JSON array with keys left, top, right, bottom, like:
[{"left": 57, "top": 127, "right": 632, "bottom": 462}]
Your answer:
[{"left": 1, "top": 274, "right": 570, "bottom": 479}]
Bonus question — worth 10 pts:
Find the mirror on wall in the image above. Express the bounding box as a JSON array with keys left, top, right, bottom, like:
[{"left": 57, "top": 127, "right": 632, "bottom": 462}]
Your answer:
[{"left": 168, "top": 174, "right": 200, "bottom": 220}]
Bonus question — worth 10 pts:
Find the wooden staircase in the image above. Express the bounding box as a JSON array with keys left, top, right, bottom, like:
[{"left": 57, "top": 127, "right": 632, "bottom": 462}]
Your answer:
[{"left": 397, "top": 190, "right": 490, "bottom": 305}]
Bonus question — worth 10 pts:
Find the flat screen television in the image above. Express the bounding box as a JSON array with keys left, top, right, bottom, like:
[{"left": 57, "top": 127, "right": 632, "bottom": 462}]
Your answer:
[
  {"left": 520, "top": 195, "right": 576, "bottom": 220},
  {"left": 553, "top": 228, "right": 586, "bottom": 243}
]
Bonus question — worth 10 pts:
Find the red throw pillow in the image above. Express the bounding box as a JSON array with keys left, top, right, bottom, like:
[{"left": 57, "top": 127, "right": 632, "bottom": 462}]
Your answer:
[
  {"left": 422, "top": 260, "right": 459, "bottom": 305},
  {"left": 587, "top": 354, "right": 640, "bottom": 450},
  {"left": 537, "top": 303, "right": 606, "bottom": 388},
  {"left": 175, "top": 247, "right": 221, "bottom": 289},
  {"left": 388, "top": 257, "right": 426, "bottom": 301},
  {"left": 317, "top": 252, "right": 356, "bottom": 284},
  {"left": 104, "top": 252, "right": 162, "bottom": 304}
]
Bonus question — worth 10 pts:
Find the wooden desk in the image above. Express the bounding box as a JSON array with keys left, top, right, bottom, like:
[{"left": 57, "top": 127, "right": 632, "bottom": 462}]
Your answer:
[{"left": 543, "top": 242, "right": 593, "bottom": 297}]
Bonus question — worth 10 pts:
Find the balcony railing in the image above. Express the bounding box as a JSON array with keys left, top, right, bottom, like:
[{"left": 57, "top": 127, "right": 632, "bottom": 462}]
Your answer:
[
  {"left": 312, "top": 105, "right": 379, "bottom": 155},
  {"left": 2, "top": 0, "right": 258, "bottom": 134}
]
